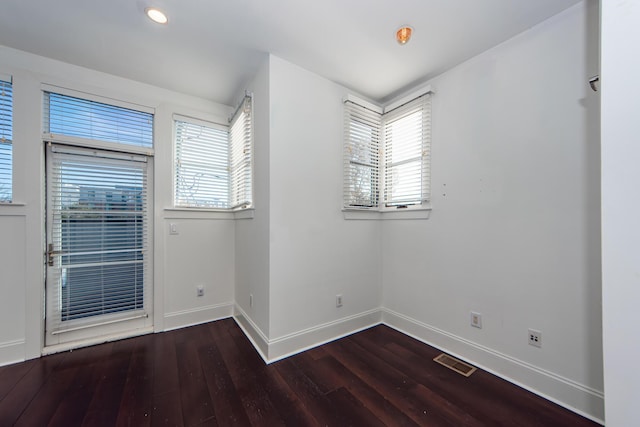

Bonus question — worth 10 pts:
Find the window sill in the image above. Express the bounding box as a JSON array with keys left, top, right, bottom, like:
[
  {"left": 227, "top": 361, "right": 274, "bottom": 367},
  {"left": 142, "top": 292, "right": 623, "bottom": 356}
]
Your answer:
[
  {"left": 343, "top": 206, "right": 431, "bottom": 220},
  {"left": 164, "top": 208, "right": 254, "bottom": 220},
  {"left": 0, "top": 202, "right": 26, "bottom": 216}
]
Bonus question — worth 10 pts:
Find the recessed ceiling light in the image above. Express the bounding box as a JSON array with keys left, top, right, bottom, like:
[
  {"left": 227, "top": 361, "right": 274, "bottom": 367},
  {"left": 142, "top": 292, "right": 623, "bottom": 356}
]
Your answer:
[
  {"left": 145, "top": 7, "right": 168, "bottom": 25},
  {"left": 396, "top": 26, "right": 413, "bottom": 45}
]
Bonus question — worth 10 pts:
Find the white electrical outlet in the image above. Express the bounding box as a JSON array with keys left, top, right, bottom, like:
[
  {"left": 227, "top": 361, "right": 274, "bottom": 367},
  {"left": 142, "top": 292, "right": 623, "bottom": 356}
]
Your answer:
[
  {"left": 249, "top": 294, "right": 253, "bottom": 308},
  {"left": 528, "top": 329, "right": 542, "bottom": 348},
  {"left": 470, "top": 311, "right": 482, "bottom": 329},
  {"left": 336, "top": 294, "right": 343, "bottom": 308},
  {"left": 196, "top": 285, "right": 204, "bottom": 297}
]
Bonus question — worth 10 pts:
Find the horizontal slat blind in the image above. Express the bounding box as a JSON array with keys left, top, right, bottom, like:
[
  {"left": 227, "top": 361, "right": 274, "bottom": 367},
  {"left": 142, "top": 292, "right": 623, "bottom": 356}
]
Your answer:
[
  {"left": 174, "top": 120, "right": 230, "bottom": 208},
  {"left": 49, "top": 149, "right": 148, "bottom": 328},
  {"left": 229, "top": 96, "right": 253, "bottom": 209},
  {"left": 383, "top": 94, "right": 431, "bottom": 207},
  {"left": 44, "top": 92, "right": 153, "bottom": 148},
  {"left": 0, "top": 78, "right": 12, "bottom": 202},
  {"left": 343, "top": 100, "right": 381, "bottom": 208}
]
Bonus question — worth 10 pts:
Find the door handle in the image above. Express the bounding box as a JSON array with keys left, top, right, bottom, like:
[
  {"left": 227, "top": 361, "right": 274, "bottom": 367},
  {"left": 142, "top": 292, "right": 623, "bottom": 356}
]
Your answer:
[{"left": 47, "top": 243, "right": 64, "bottom": 266}]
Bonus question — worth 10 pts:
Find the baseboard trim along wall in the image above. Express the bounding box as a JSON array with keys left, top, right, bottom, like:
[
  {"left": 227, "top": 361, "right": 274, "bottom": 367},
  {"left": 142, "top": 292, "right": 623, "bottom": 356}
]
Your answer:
[
  {"left": 233, "top": 306, "right": 382, "bottom": 364},
  {"left": 0, "top": 339, "right": 26, "bottom": 367},
  {"left": 233, "top": 305, "right": 270, "bottom": 363},
  {"left": 164, "top": 302, "right": 234, "bottom": 331},
  {"left": 266, "top": 308, "right": 382, "bottom": 363},
  {"left": 381, "top": 308, "right": 605, "bottom": 425}
]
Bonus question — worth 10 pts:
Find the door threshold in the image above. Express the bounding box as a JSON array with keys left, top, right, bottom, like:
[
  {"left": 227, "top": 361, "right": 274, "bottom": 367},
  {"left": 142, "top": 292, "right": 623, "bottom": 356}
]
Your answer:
[{"left": 42, "top": 326, "right": 154, "bottom": 356}]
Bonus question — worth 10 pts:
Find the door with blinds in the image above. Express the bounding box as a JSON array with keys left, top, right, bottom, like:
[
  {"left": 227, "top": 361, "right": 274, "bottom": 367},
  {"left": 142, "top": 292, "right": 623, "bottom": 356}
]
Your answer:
[
  {"left": 43, "top": 89, "right": 154, "bottom": 348},
  {"left": 45, "top": 145, "right": 152, "bottom": 346}
]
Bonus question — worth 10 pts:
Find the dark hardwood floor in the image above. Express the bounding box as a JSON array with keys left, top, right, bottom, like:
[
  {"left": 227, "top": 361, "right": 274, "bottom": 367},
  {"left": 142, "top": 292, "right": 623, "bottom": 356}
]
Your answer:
[{"left": 0, "top": 318, "right": 600, "bottom": 426}]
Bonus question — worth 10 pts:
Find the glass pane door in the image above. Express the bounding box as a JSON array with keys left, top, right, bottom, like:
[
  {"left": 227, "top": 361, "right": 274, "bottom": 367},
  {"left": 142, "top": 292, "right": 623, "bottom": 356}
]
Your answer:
[{"left": 45, "top": 144, "right": 152, "bottom": 347}]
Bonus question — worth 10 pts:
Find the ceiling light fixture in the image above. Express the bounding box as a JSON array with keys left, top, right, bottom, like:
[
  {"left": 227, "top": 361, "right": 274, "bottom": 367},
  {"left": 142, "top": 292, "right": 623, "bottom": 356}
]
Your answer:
[
  {"left": 396, "top": 26, "right": 413, "bottom": 45},
  {"left": 145, "top": 7, "right": 168, "bottom": 24}
]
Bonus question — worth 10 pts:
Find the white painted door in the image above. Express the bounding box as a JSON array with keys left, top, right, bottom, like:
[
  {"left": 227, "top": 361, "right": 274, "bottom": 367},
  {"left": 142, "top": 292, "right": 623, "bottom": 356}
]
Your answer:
[{"left": 45, "top": 144, "right": 153, "bottom": 348}]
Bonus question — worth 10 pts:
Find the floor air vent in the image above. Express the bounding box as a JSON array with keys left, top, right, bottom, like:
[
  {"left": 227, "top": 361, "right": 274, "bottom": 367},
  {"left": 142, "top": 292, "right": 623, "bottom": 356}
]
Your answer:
[{"left": 433, "top": 353, "right": 477, "bottom": 377}]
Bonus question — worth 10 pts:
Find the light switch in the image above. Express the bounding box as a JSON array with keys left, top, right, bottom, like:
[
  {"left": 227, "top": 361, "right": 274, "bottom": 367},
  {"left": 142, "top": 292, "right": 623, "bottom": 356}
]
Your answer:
[{"left": 170, "top": 223, "right": 178, "bottom": 235}]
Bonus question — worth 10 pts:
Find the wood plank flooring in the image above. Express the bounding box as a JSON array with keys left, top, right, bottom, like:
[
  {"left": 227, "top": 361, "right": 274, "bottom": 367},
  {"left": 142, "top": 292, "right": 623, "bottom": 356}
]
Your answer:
[{"left": 0, "top": 319, "right": 600, "bottom": 426}]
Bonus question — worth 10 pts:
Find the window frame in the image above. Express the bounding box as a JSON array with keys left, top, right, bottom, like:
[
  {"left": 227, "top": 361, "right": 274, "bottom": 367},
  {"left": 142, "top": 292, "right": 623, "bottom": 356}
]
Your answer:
[
  {"left": 343, "top": 97, "right": 382, "bottom": 209},
  {"left": 41, "top": 86, "right": 155, "bottom": 157},
  {"left": 170, "top": 94, "right": 254, "bottom": 213},
  {"left": 342, "top": 89, "right": 432, "bottom": 219},
  {"left": 173, "top": 115, "right": 231, "bottom": 210},
  {"left": 0, "top": 74, "right": 13, "bottom": 204}
]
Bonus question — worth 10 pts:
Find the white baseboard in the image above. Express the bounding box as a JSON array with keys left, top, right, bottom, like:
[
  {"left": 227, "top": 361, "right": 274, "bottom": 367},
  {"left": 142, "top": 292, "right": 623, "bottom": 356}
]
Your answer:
[
  {"left": 381, "top": 308, "right": 605, "bottom": 425},
  {"left": 233, "top": 305, "right": 270, "bottom": 363},
  {"left": 0, "top": 339, "right": 25, "bottom": 367},
  {"left": 267, "top": 308, "right": 382, "bottom": 363},
  {"left": 164, "top": 302, "right": 234, "bottom": 331},
  {"left": 233, "top": 306, "right": 382, "bottom": 364}
]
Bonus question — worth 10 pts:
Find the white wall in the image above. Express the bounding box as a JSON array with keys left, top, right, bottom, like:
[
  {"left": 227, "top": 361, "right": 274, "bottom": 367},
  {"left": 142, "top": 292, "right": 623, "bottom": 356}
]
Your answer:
[
  {"left": 381, "top": 2, "right": 603, "bottom": 421},
  {"left": 601, "top": 1, "right": 640, "bottom": 426},
  {"left": 0, "top": 45, "right": 236, "bottom": 364},
  {"left": 267, "top": 56, "right": 382, "bottom": 344},
  {"left": 235, "top": 56, "right": 272, "bottom": 345},
  {"left": 0, "top": 213, "right": 26, "bottom": 362},
  {"left": 0, "top": 1, "right": 611, "bottom": 422}
]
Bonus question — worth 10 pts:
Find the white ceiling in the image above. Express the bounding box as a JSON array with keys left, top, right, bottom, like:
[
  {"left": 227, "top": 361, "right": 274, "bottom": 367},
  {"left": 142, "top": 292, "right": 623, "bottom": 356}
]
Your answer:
[{"left": 0, "top": 0, "right": 581, "bottom": 105}]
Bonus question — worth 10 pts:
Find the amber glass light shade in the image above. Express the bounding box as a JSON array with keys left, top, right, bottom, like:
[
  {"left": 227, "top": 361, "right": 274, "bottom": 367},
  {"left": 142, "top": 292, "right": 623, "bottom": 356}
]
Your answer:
[{"left": 396, "top": 26, "right": 413, "bottom": 45}]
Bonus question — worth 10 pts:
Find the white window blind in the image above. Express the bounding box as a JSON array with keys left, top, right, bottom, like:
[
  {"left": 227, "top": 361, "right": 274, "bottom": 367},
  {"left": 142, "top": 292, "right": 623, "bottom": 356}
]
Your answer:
[
  {"left": 383, "top": 94, "right": 431, "bottom": 207},
  {"left": 0, "top": 77, "right": 13, "bottom": 202},
  {"left": 43, "top": 92, "right": 153, "bottom": 148},
  {"left": 48, "top": 147, "right": 149, "bottom": 329},
  {"left": 229, "top": 96, "right": 253, "bottom": 209},
  {"left": 343, "top": 100, "right": 381, "bottom": 208},
  {"left": 174, "top": 119, "right": 230, "bottom": 208}
]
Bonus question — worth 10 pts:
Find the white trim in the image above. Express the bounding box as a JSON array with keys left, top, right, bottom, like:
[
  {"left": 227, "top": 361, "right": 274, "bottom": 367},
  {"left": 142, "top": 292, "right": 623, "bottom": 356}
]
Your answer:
[
  {"left": 0, "top": 204, "right": 26, "bottom": 216},
  {"left": 343, "top": 206, "right": 431, "bottom": 220},
  {"left": 342, "top": 209, "right": 381, "bottom": 220},
  {"left": 49, "top": 143, "right": 149, "bottom": 162},
  {"left": 41, "top": 83, "right": 155, "bottom": 115},
  {"left": 163, "top": 302, "right": 234, "bottom": 331},
  {"left": 0, "top": 339, "right": 25, "bottom": 367},
  {"left": 233, "top": 208, "right": 255, "bottom": 219},
  {"left": 162, "top": 207, "right": 254, "bottom": 220},
  {"left": 173, "top": 113, "right": 228, "bottom": 131},
  {"left": 0, "top": 72, "right": 12, "bottom": 83},
  {"left": 343, "top": 94, "right": 383, "bottom": 114},
  {"left": 384, "top": 84, "right": 433, "bottom": 113},
  {"left": 381, "top": 207, "right": 431, "bottom": 220},
  {"left": 381, "top": 308, "right": 605, "bottom": 424},
  {"left": 164, "top": 208, "right": 235, "bottom": 220},
  {"left": 266, "top": 309, "right": 382, "bottom": 363},
  {"left": 44, "top": 135, "right": 154, "bottom": 157},
  {"left": 233, "top": 305, "right": 270, "bottom": 363},
  {"left": 233, "top": 306, "right": 382, "bottom": 364}
]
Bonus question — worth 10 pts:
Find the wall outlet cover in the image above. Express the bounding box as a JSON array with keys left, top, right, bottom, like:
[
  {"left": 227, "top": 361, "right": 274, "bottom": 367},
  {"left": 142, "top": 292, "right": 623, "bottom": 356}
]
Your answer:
[
  {"left": 470, "top": 311, "right": 482, "bottom": 329},
  {"left": 528, "top": 329, "right": 542, "bottom": 348}
]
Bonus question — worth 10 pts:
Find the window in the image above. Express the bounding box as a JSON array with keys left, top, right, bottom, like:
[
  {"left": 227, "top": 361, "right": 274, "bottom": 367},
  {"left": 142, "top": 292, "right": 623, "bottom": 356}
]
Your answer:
[
  {"left": 0, "top": 76, "right": 13, "bottom": 202},
  {"left": 343, "top": 92, "right": 431, "bottom": 212},
  {"left": 173, "top": 95, "right": 253, "bottom": 210},
  {"left": 174, "top": 119, "right": 230, "bottom": 208},
  {"left": 43, "top": 91, "right": 153, "bottom": 149},
  {"left": 343, "top": 100, "right": 381, "bottom": 208},
  {"left": 383, "top": 95, "right": 431, "bottom": 207},
  {"left": 229, "top": 96, "right": 253, "bottom": 209}
]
